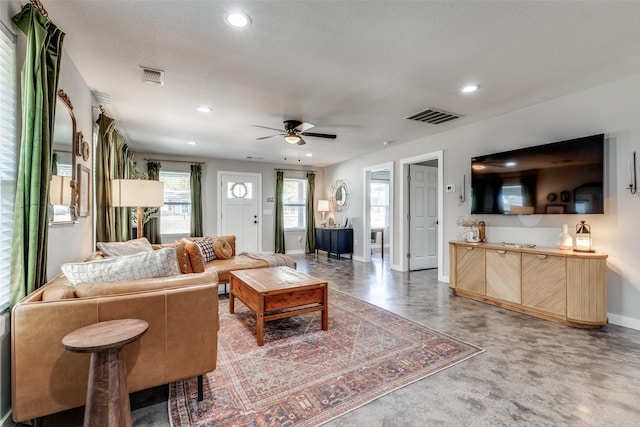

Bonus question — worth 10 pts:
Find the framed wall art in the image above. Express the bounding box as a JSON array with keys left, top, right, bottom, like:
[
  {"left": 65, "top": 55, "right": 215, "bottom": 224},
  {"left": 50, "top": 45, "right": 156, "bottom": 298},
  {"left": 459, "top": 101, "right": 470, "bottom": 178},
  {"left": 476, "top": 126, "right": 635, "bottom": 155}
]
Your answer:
[{"left": 77, "top": 164, "right": 90, "bottom": 217}]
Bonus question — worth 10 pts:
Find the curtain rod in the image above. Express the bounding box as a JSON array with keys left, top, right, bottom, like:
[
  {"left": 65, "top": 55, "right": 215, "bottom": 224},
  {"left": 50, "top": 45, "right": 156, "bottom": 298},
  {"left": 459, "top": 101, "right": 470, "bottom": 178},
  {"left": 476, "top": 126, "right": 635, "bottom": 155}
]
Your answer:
[
  {"left": 144, "top": 158, "right": 204, "bottom": 165},
  {"left": 28, "top": 0, "right": 49, "bottom": 19},
  {"left": 275, "top": 168, "right": 317, "bottom": 173}
]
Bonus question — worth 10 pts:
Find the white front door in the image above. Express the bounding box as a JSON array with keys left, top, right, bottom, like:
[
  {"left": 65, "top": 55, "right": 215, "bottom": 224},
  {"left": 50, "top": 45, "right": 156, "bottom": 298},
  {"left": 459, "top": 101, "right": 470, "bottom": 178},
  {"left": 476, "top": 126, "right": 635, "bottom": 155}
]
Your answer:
[
  {"left": 409, "top": 165, "right": 438, "bottom": 270},
  {"left": 219, "top": 173, "right": 260, "bottom": 253}
]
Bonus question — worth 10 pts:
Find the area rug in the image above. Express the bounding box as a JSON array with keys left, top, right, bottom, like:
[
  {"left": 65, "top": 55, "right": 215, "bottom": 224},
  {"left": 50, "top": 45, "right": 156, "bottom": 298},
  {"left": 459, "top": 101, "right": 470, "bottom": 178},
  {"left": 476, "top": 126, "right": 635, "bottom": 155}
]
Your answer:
[{"left": 169, "top": 289, "right": 483, "bottom": 426}]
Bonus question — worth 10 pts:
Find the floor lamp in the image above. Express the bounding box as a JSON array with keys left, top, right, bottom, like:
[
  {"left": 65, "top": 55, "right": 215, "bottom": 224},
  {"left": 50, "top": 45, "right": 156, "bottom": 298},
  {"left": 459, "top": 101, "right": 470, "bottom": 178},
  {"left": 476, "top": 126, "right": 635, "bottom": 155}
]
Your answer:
[{"left": 111, "top": 179, "right": 164, "bottom": 239}]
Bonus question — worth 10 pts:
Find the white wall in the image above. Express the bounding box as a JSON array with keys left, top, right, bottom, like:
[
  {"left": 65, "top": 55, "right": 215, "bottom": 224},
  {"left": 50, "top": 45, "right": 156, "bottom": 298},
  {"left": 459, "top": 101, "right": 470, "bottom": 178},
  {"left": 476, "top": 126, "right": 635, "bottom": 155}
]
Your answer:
[{"left": 325, "top": 73, "right": 640, "bottom": 330}]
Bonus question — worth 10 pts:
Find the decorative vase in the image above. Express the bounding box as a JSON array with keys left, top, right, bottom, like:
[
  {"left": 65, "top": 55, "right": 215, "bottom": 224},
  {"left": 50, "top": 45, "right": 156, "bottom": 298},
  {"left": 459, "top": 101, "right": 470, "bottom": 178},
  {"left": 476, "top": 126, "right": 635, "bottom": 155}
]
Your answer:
[
  {"left": 465, "top": 226, "right": 481, "bottom": 243},
  {"left": 557, "top": 224, "right": 573, "bottom": 250}
]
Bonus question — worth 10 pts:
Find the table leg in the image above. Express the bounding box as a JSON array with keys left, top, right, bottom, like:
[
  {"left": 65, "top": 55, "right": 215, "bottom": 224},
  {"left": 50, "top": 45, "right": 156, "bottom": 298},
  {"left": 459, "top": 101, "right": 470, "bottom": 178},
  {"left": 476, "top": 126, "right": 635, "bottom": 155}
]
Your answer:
[
  {"left": 257, "top": 296, "right": 265, "bottom": 346},
  {"left": 322, "top": 285, "right": 329, "bottom": 331},
  {"left": 85, "top": 347, "right": 132, "bottom": 427},
  {"left": 229, "top": 290, "right": 235, "bottom": 314}
]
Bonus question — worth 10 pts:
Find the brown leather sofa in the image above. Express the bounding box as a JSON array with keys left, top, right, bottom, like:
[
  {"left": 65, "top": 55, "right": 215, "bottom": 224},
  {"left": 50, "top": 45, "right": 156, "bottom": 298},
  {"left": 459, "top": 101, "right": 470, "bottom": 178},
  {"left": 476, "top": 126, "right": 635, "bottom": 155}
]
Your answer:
[{"left": 11, "top": 269, "right": 219, "bottom": 422}]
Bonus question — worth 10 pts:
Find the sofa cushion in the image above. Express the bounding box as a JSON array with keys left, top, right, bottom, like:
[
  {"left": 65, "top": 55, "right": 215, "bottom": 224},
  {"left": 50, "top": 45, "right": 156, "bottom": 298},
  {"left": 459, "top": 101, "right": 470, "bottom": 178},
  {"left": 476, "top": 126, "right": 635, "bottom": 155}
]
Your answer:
[
  {"left": 42, "top": 281, "right": 76, "bottom": 301},
  {"left": 156, "top": 240, "right": 193, "bottom": 274},
  {"left": 74, "top": 270, "right": 219, "bottom": 298},
  {"left": 213, "top": 237, "right": 233, "bottom": 260},
  {"left": 61, "top": 248, "right": 180, "bottom": 285},
  {"left": 96, "top": 237, "right": 153, "bottom": 257},
  {"left": 194, "top": 237, "right": 217, "bottom": 262},
  {"left": 183, "top": 239, "right": 205, "bottom": 273}
]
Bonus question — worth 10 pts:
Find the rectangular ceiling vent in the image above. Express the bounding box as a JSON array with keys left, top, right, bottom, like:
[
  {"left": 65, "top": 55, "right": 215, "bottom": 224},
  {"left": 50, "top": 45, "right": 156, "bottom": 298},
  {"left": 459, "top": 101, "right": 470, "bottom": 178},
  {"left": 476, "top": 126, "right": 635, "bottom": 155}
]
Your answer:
[
  {"left": 141, "top": 67, "right": 164, "bottom": 86},
  {"left": 406, "top": 108, "right": 461, "bottom": 125}
]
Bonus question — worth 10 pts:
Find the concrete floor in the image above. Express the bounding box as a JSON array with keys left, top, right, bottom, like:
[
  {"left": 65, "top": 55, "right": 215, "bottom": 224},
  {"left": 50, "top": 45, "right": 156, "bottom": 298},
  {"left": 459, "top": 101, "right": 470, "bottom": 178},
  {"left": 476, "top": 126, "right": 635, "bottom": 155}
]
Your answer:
[{"left": 31, "top": 251, "right": 640, "bottom": 426}]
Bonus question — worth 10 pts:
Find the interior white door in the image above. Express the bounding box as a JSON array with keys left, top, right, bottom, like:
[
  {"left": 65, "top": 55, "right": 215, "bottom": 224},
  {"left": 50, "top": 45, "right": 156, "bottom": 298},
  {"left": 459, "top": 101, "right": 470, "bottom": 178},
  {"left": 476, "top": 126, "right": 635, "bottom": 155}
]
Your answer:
[
  {"left": 409, "top": 165, "right": 438, "bottom": 270},
  {"left": 220, "top": 173, "right": 259, "bottom": 253}
]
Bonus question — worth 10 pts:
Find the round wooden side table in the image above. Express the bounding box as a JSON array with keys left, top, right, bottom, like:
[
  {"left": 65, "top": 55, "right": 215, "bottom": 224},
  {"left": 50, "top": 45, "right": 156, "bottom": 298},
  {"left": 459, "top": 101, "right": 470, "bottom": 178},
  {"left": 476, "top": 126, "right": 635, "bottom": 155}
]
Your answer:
[{"left": 62, "top": 319, "right": 149, "bottom": 427}]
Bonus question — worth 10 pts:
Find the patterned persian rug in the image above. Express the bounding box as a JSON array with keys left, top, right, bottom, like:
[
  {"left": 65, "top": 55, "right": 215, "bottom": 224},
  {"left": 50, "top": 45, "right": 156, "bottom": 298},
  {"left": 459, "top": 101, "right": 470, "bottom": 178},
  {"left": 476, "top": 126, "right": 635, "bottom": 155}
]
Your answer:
[{"left": 169, "top": 289, "right": 483, "bottom": 426}]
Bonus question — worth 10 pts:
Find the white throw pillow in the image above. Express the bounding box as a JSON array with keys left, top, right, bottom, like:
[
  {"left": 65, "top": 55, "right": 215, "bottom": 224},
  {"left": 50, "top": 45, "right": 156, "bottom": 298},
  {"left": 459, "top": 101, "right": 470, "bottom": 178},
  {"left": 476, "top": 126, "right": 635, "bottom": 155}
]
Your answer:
[
  {"left": 62, "top": 248, "right": 180, "bottom": 285},
  {"left": 96, "top": 237, "right": 153, "bottom": 257}
]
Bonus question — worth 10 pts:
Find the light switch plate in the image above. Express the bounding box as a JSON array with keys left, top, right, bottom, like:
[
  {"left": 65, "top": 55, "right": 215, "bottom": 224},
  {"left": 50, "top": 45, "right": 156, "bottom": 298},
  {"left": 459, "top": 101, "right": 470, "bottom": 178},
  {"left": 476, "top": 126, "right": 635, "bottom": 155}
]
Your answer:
[{"left": 446, "top": 184, "right": 456, "bottom": 192}]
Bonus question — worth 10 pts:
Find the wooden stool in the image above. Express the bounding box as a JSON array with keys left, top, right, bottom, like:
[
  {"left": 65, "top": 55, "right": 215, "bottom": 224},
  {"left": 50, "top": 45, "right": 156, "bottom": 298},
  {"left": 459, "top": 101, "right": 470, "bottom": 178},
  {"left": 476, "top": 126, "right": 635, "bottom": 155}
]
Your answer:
[{"left": 62, "top": 319, "right": 148, "bottom": 427}]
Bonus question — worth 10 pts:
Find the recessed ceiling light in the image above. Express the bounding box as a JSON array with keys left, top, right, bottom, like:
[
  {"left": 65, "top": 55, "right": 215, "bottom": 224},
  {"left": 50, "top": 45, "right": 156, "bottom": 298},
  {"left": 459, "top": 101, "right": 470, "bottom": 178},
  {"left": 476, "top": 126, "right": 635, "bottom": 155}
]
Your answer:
[
  {"left": 305, "top": 153, "right": 313, "bottom": 157},
  {"left": 505, "top": 161, "right": 517, "bottom": 167},
  {"left": 461, "top": 84, "right": 479, "bottom": 93},
  {"left": 186, "top": 141, "right": 197, "bottom": 145},
  {"left": 196, "top": 106, "right": 212, "bottom": 113},
  {"left": 472, "top": 164, "right": 486, "bottom": 170},
  {"left": 225, "top": 12, "right": 252, "bottom": 28}
]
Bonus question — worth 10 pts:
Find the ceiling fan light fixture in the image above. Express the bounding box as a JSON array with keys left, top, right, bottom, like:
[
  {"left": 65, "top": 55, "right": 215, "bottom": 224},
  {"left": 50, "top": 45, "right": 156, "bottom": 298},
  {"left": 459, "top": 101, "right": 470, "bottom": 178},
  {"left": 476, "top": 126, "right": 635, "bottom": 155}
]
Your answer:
[
  {"left": 461, "top": 84, "right": 479, "bottom": 93},
  {"left": 285, "top": 133, "right": 301, "bottom": 144}
]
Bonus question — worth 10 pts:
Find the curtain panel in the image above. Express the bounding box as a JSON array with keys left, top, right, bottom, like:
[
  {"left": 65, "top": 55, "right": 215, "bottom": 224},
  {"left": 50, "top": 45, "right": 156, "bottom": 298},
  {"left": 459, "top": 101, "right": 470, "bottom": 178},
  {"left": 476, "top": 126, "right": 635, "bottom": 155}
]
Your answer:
[
  {"left": 190, "top": 164, "right": 203, "bottom": 237},
  {"left": 274, "top": 171, "right": 285, "bottom": 253},
  {"left": 305, "top": 172, "right": 316, "bottom": 253},
  {"left": 95, "top": 113, "right": 133, "bottom": 243},
  {"left": 9, "top": 4, "right": 64, "bottom": 306},
  {"left": 144, "top": 161, "right": 162, "bottom": 243}
]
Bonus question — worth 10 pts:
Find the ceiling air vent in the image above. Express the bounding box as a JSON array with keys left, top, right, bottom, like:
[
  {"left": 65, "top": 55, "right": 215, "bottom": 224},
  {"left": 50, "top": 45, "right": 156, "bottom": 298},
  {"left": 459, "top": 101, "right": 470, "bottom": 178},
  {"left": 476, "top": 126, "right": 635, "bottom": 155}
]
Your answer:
[
  {"left": 141, "top": 67, "right": 164, "bottom": 86},
  {"left": 406, "top": 108, "right": 461, "bottom": 125}
]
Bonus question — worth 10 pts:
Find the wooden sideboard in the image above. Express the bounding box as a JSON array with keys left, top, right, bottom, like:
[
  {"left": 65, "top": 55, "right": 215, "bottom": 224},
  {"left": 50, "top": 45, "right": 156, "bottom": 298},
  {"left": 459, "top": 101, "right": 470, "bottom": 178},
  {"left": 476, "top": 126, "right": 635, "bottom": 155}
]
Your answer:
[
  {"left": 449, "top": 241, "right": 608, "bottom": 328},
  {"left": 315, "top": 228, "right": 353, "bottom": 259}
]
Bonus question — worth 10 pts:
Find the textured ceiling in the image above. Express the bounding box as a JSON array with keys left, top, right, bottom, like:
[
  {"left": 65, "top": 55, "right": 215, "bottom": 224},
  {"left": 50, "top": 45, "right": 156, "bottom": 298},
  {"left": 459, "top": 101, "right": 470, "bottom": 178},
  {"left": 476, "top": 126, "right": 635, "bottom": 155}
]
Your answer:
[{"left": 38, "top": 0, "right": 640, "bottom": 167}]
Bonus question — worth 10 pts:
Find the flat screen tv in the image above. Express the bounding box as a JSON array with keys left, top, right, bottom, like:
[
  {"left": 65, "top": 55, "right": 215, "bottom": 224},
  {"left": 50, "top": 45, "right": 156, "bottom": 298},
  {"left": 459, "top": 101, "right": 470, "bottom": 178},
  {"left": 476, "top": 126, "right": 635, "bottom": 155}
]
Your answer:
[{"left": 470, "top": 134, "right": 605, "bottom": 215}]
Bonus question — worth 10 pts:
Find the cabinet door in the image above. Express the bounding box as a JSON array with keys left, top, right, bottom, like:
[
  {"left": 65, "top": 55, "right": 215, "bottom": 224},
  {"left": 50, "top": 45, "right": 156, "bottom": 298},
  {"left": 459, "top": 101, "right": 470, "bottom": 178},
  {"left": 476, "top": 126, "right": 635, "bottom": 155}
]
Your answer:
[
  {"left": 456, "top": 246, "right": 486, "bottom": 295},
  {"left": 315, "top": 228, "right": 324, "bottom": 251},
  {"left": 486, "top": 249, "right": 521, "bottom": 304},
  {"left": 566, "top": 257, "right": 607, "bottom": 324},
  {"left": 522, "top": 253, "right": 566, "bottom": 316}
]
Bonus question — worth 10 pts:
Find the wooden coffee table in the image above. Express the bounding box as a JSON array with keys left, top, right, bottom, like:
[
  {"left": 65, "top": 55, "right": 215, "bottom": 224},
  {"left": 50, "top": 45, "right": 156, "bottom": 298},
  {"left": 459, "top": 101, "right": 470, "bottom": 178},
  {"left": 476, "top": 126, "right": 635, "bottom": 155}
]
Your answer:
[{"left": 229, "top": 266, "right": 328, "bottom": 346}]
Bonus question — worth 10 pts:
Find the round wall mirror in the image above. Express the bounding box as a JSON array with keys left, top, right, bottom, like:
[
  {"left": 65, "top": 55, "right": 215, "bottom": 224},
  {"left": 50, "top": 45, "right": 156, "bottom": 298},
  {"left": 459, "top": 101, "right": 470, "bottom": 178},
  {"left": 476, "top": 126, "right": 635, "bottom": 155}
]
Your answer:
[{"left": 331, "top": 180, "right": 349, "bottom": 212}]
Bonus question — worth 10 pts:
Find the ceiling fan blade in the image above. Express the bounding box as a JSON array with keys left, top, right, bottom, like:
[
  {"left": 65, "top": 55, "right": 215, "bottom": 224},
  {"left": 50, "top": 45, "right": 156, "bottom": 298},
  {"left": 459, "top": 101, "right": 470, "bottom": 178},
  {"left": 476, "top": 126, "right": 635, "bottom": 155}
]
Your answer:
[
  {"left": 300, "top": 132, "right": 337, "bottom": 139},
  {"left": 253, "top": 124, "right": 285, "bottom": 132},
  {"left": 297, "top": 137, "right": 307, "bottom": 145},
  {"left": 256, "top": 134, "right": 281, "bottom": 140}
]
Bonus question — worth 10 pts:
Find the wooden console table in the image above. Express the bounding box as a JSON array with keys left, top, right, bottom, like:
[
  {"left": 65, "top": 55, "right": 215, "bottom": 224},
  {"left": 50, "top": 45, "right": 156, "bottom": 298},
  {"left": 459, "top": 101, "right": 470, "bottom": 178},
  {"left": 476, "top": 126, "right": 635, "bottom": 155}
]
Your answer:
[
  {"left": 62, "top": 319, "right": 149, "bottom": 427},
  {"left": 449, "top": 241, "right": 608, "bottom": 328}
]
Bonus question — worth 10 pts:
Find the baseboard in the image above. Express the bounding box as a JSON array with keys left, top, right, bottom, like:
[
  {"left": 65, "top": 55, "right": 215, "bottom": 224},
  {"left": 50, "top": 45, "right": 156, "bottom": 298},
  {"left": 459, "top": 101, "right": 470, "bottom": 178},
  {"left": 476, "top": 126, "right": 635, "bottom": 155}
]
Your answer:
[
  {"left": 285, "top": 249, "right": 305, "bottom": 255},
  {"left": 607, "top": 313, "right": 640, "bottom": 331},
  {"left": 1, "top": 409, "right": 13, "bottom": 427},
  {"left": 352, "top": 255, "right": 365, "bottom": 262}
]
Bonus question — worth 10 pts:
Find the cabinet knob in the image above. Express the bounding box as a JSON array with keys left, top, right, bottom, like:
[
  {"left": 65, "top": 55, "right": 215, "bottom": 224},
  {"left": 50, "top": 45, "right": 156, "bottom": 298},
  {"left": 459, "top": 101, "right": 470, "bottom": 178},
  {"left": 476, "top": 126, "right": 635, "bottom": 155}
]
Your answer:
[{"left": 536, "top": 254, "right": 547, "bottom": 259}]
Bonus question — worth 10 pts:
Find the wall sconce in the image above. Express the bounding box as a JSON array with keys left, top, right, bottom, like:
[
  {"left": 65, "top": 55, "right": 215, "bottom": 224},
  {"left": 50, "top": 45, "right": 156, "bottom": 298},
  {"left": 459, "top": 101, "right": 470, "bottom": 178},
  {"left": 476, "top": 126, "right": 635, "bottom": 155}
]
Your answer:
[
  {"left": 574, "top": 220, "right": 594, "bottom": 252},
  {"left": 459, "top": 174, "right": 466, "bottom": 202},
  {"left": 628, "top": 151, "right": 637, "bottom": 194},
  {"left": 317, "top": 199, "right": 330, "bottom": 226},
  {"left": 111, "top": 179, "right": 164, "bottom": 239}
]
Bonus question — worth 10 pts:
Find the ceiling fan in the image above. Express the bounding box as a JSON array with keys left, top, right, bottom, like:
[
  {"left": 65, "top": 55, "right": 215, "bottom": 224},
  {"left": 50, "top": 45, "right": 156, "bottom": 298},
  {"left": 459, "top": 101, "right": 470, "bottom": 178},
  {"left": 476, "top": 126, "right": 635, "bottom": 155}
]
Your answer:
[{"left": 253, "top": 120, "right": 337, "bottom": 145}]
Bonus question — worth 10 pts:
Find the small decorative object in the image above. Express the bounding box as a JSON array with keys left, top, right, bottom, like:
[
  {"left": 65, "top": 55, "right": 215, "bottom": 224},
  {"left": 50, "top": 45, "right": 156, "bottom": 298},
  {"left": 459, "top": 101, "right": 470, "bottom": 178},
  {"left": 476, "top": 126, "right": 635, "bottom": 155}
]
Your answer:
[
  {"left": 556, "top": 223, "right": 573, "bottom": 250},
  {"left": 478, "top": 221, "right": 486, "bottom": 242},
  {"left": 574, "top": 220, "right": 594, "bottom": 252},
  {"left": 547, "top": 192, "right": 557, "bottom": 202},
  {"left": 456, "top": 216, "right": 481, "bottom": 242},
  {"left": 560, "top": 190, "right": 570, "bottom": 202}
]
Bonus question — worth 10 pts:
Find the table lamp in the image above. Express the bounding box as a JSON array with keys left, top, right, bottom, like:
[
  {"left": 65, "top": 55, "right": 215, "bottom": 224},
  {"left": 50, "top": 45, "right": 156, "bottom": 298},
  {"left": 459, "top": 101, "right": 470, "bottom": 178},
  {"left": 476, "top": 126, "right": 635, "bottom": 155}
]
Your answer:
[
  {"left": 318, "top": 199, "right": 330, "bottom": 226},
  {"left": 111, "top": 179, "right": 164, "bottom": 239}
]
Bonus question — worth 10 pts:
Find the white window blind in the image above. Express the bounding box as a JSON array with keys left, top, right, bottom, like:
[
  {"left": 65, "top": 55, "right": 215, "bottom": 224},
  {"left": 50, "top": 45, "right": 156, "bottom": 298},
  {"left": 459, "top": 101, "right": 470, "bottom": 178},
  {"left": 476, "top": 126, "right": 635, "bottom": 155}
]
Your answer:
[
  {"left": 283, "top": 178, "right": 307, "bottom": 230},
  {"left": 159, "top": 171, "right": 191, "bottom": 235},
  {"left": 0, "top": 21, "right": 17, "bottom": 310}
]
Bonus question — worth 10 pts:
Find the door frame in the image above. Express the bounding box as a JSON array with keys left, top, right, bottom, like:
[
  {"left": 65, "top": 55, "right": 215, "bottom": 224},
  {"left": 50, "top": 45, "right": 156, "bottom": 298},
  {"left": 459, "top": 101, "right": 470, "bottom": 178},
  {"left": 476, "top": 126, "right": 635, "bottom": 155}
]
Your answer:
[
  {"left": 398, "top": 150, "right": 444, "bottom": 281},
  {"left": 216, "top": 171, "right": 263, "bottom": 252},
  {"left": 362, "top": 162, "right": 394, "bottom": 263}
]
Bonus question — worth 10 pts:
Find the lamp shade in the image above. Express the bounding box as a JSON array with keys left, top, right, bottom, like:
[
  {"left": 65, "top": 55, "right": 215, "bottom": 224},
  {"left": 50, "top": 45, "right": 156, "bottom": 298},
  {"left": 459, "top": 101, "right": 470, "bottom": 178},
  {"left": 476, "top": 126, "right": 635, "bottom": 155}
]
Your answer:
[
  {"left": 317, "top": 199, "right": 330, "bottom": 212},
  {"left": 50, "top": 175, "right": 73, "bottom": 205},
  {"left": 111, "top": 179, "right": 164, "bottom": 208}
]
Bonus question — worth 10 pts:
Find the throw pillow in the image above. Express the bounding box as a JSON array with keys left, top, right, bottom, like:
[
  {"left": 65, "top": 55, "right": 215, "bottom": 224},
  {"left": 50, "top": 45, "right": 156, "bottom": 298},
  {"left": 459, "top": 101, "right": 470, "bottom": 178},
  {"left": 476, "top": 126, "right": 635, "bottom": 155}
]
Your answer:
[
  {"left": 213, "top": 237, "right": 233, "bottom": 260},
  {"left": 157, "top": 240, "right": 193, "bottom": 274},
  {"left": 183, "top": 239, "right": 205, "bottom": 273},
  {"left": 96, "top": 237, "right": 153, "bottom": 257},
  {"left": 194, "top": 237, "right": 217, "bottom": 263},
  {"left": 61, "top": 248, "right": 180, "bottom": 285}
]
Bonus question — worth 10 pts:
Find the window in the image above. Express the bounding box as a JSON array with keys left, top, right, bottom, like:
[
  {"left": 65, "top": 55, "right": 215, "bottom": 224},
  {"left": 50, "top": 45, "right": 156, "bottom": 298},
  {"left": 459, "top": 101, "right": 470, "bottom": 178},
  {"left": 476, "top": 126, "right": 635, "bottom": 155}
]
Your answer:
[
  {"left": 283, "top": 178, "right": 306, "bottom": 230},
  {"left": 159, "top": 171, "right": 191, "bottom": 235},
  {"left": 0, "top": 21, "right": 17, "bottom": 310},
  {"left": 370, "top": 181, "right": 389, "bottom": 228}
]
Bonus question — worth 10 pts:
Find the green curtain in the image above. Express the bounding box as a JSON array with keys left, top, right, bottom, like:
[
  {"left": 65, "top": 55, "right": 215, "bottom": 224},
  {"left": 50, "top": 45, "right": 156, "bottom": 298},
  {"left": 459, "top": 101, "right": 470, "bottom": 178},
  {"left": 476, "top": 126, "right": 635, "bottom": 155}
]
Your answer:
[
  {"left": 51, "top": 152, "right": 58, "bottom": 175},
  {"left": 190, "top": 164, "right": 203, "bottom": 237},
  {"left": 274, "top": 171, "right": 285, "bottom": 253},
  {"left": 95, "top": 113, "right": 133, "bottom": 243},
  {"left": 305, "top": 172, "right": 316, "bottom": 253},
  {"left": 9, "top": 4, "right": 65, "bottom": 306},
  {"left": 144, "top": 161, "right": 162, "bottom": 243}
]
